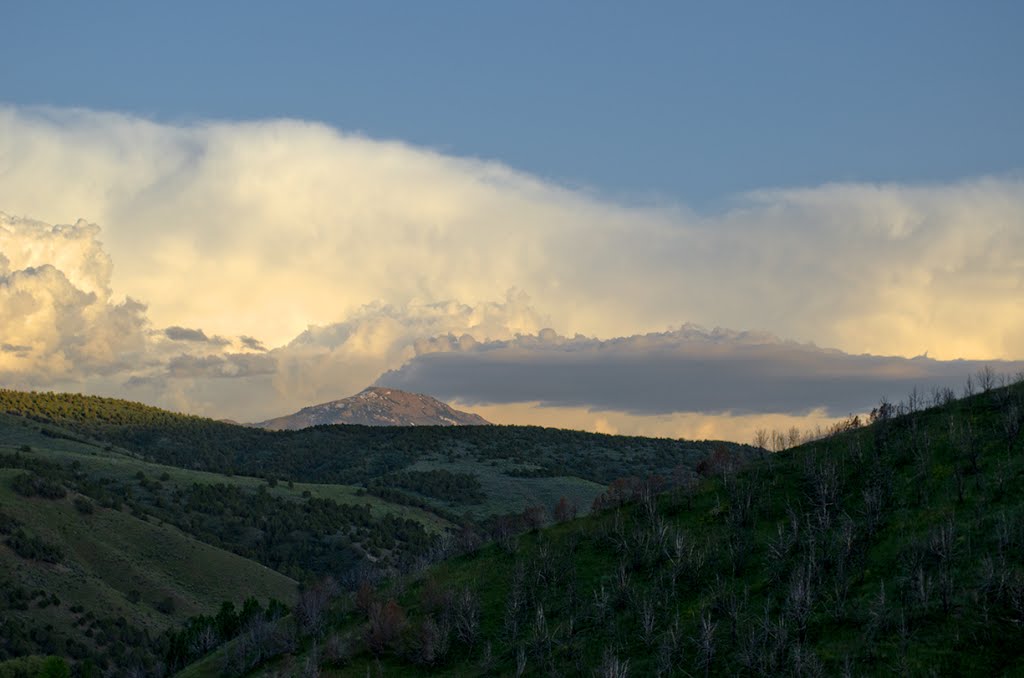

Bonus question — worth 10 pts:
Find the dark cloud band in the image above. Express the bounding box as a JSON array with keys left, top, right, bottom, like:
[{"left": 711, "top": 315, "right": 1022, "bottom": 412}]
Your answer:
[{"left": 378, "top": 327, "right": 1024, "bottom": 416}]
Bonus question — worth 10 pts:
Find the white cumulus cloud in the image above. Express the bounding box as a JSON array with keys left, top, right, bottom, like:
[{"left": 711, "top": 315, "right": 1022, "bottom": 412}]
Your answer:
[{"left": 4, "top": 105, "right": 1023, "bottom": 361}]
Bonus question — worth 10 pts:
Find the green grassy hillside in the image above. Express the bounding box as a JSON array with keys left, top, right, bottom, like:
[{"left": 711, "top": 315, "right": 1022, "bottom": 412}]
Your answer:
[
  {"left": 0, "top": 413, "right": 450, "bottom": 532},
  {"left": 0, "top": 389, "right": 754, "bottom": 511},
  {"left": 234, "top": 377, "right": 1024, "bottom": 677},
  {"left": 0, "top": 465, "right": 297, "bottom": 674}
]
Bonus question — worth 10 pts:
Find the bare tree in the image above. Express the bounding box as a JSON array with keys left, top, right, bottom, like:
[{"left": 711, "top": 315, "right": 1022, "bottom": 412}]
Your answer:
[
  {"left": 515, "top": 645, "right": 528, "bottom": 678},
  {"left": 866, "top": 581, "right": 888, "bottom": 639},
  {"left": 522, "top": 504, "right": 547, "bottom": 531},
  {"left": 595, "top": 650, "right": 630, "bottom": 678},
  {"left": 478, "top": 641, "right": 495, "bottom": 674},
  {"left": 963, "top": 373, "right": 975, "bottom": 398},
  {"left": 978, "top": 365, "right": 997, "bottom": 393},
  {"left": 655, "top": 616, "right": 683, "bottom": 677},
  {"left": 188, "top": 624, "right": 218, "bottom": 657},
  {"left": 323, "top": 633, "right": 349, "bottom": 667},
  {"left": 365, "top": 600, "right": 407, "bottom": 655},
  {"left": 504, "top": 563, "right": 526, "bottom": 644},
  {"left": 805, "top": 460, "right": 840, "bottom": 530},
  {"left": 452, "top": 588, "right": 481, "bottom": 648},
  {"left": 297, "top": 578, "right": 338, "bottom": 639},
  {"left": 355, "top": 580, "right": 376, "bottom": 615},
  {"left": 553, "top": 496, "right": 578, "bottom": 522},
  {"left": 695, "top": 610, "right": 717, "bottom": 678},
  {"left": 494, "top": 515, "right": 518, "bottom": 554},
  {"left": 638, "top": 596, "right": 657, "bottom": 647},
  {"left": 223, "top": 615, "right": 294, "bottom": 675},
  {"left": 410, "top": 616, "right": 450, "bottom": 666},
  {"left": 786, "top": 563, "right": 814, "bottom": 641},
  {"left": 530, "top": 604, "right": 551, "bottom": 663}
]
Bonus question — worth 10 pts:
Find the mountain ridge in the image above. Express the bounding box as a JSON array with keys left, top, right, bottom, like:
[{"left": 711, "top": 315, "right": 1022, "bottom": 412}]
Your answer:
[{"left": 254, "top": 386, "right": 490, "bottom": 430}]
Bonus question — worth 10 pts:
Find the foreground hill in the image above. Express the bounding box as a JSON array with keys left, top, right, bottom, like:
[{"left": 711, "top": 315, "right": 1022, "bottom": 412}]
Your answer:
[
  {"left": 213, "top": 376, "right": 1024, "bottom": 677},
  {"left": 256, "top": 387, "right": 490, "bottom": 429},
  {"left": 0, "top": 420, "right": 298, "bottom": 675}
]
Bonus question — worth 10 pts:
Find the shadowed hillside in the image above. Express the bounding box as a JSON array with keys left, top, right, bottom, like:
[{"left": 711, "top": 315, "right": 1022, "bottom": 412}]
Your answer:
[{"left": 203, "top": 374, "right": 1024, "bottom": 677}]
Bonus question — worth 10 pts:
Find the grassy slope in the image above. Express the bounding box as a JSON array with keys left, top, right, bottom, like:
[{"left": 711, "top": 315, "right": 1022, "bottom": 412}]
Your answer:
[
  {"left": 403, "top": 457, "right": 605, "bottom": 519},
  {"left": 0, "top": 468, "right": 297, "bottom": 657},
  {"left": 250, "top": 381, "right": 1024, "bottom": 677},
  {"left": 0, "top": 413, "right": 450, "bottom": 533}
]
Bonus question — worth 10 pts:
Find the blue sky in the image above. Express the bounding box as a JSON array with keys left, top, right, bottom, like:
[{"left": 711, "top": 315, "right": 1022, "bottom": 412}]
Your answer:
[{"left": 4, "top": 1, "right": 1021, "bottom": 206}]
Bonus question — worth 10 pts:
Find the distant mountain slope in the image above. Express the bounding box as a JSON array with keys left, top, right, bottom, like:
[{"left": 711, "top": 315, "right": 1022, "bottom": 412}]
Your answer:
[
  {"left": 255, "top": 387, "right": 490, "bottom": 429},
  {"left": 0, "top": 389, "right": 751, "bottom": 492}
]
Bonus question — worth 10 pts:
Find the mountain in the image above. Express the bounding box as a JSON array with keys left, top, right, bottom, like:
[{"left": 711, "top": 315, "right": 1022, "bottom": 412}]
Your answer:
[{"left": 254, "top": 386, "right": 490, "bottom": 429}]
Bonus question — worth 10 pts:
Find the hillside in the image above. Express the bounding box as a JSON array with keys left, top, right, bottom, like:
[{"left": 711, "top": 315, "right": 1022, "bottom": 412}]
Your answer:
[
  {"left": 0, "top": 389, "right": 754, "bottom": 522},
  {"left": 0, "top": 389, "right": 760, "bottom": 675},
  {"left": 213, "top": 376, "right": 1024, "bottom": 677},
  {"left": 256, "top": 387, "right": 490, "bottom": 429},
  {"left": 0, "top": 426, "right": 298, "bottom": 675}
]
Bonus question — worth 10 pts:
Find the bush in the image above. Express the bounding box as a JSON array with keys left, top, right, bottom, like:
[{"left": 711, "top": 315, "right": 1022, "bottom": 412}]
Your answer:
[
  {"left": 156, "top": 597, "right": 176, "bottom": 615},
  {"left": 10, "top": 473, "right": 66, "bottom": 500},
  {"left": 73, "top": 497, "right": 94, "bottom": 514},
  {"left": 5, "top": 530, "right": 63, "bottom": 563},
  {"left": 0, "top": 510, "right": 21, "bottom": 535}
]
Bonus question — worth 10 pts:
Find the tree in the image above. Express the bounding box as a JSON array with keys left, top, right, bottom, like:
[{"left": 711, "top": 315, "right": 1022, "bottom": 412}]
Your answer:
[
  {"left": 366, "top": 599, "right": 407, "bottom": 654},
  {"left": 522, "top": 505, "right": 546, "bottom": 531},
  {"left": 297, "top": 580, "right": 337, "bottom": 638},
  {"left": 553, "top": 496, "right": 577, "bottom": 523}
]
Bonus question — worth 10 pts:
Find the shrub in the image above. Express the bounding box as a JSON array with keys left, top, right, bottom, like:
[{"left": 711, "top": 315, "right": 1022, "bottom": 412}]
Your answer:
[{"left": 10, "top": 473, "right": 66, "bottom": 500}]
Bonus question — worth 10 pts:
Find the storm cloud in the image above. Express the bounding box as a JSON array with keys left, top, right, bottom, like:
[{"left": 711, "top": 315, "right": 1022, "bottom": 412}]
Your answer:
[
  {"left": 378, "top": 327, "right": 1024, "bottom": 417},
  {"left": 3, "top": 105, "right": 1024, "bottom": 362}
]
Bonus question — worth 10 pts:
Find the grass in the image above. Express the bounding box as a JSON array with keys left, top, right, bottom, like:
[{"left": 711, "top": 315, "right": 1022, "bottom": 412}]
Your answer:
[
  {"left": 0, "top": 468, "right": 297, "bottom": 664},
  {"left": 404, "top": 457, "right": 606, "bottom": 518},
  {"left": 0, "top": 414, "right": 451, "bottom": 533}
]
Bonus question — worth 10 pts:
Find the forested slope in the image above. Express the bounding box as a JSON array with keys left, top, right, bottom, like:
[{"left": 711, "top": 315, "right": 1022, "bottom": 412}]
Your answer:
[{"left": 229, "top": 377, "right": 1024, "bottom": 677}]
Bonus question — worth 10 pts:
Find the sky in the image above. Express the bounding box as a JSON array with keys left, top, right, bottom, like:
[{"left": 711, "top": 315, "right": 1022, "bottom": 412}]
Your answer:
[{"left": 1, "top": 2, "right": 1023, "bottom": 442}]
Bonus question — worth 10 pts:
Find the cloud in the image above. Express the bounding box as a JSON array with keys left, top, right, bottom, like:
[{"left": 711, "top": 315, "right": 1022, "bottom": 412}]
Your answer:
[
  {"left": 267, "top": 293, "right": 546, "bottom": 409},
  {"left": 461, "top": 402, "right": 849, "bottom": 447},
  {"left": 164, "top": 326, "right": 208, "bottom": 342},
  {"left": 3, "top": 105, "right": 1024, "bottom": 438},
  {"left": 239, "top": 335, "right": 267, "bottom": 352},
  {"left": 3, "top": 105, "right": 1023, "bottom": 361},
  {"left": 378, "top": 326, "right": 1024, "bottom": 417},
  {"left": 0, "top": 213, "right": 151, "bottom": 385},
  {"left": 165, "top": 352, "right": 277, "bottom": 379},
  {"left": 164, "top": 325, "right": 230, "bottom": 345}
]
